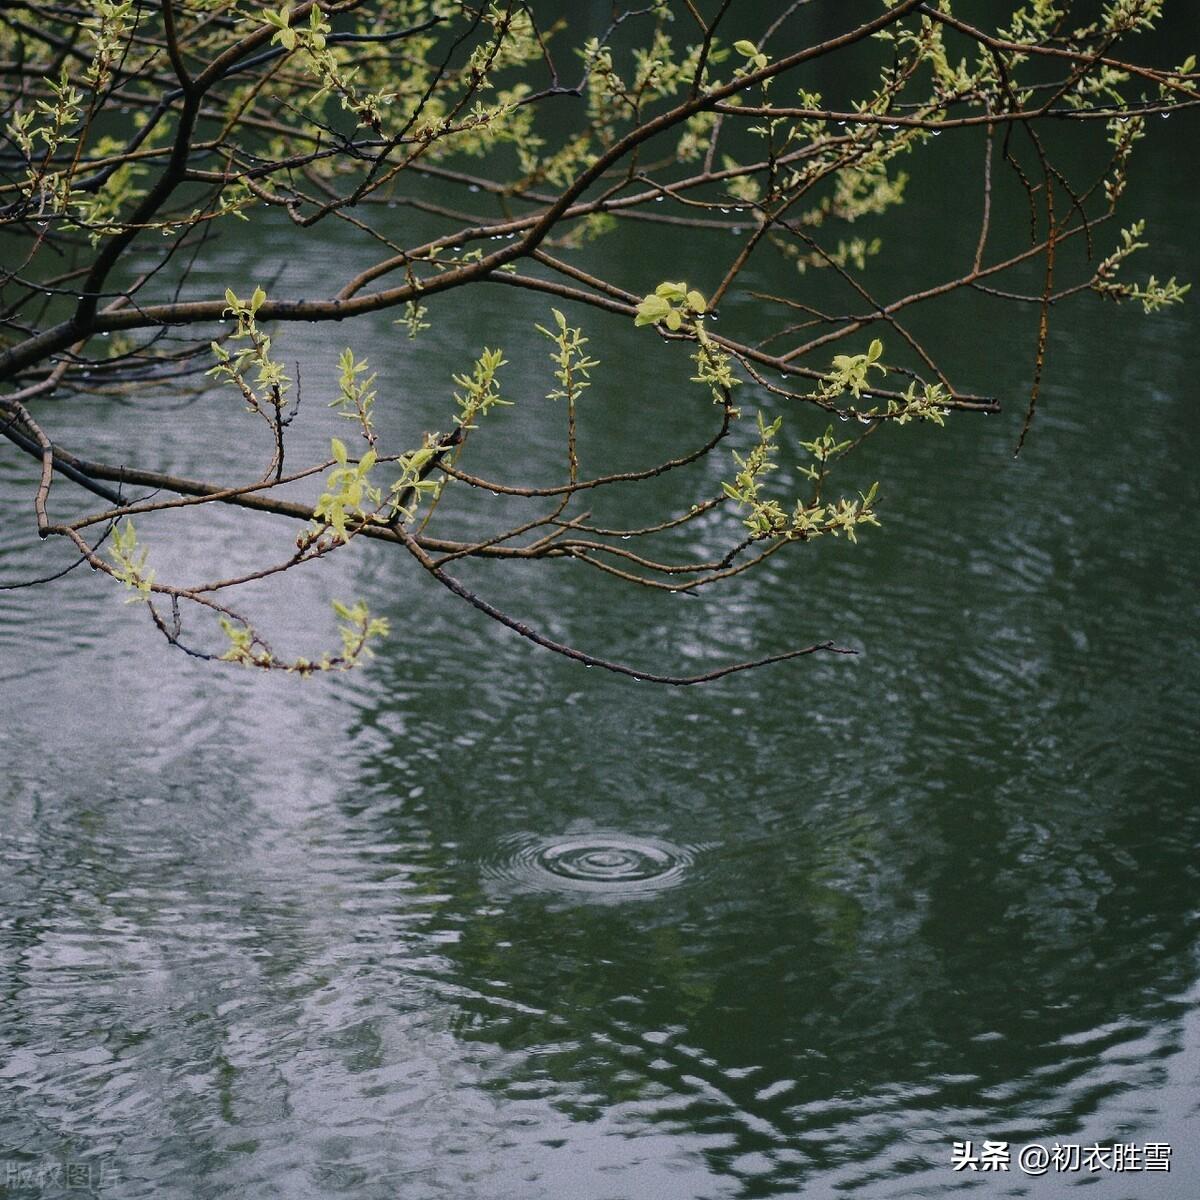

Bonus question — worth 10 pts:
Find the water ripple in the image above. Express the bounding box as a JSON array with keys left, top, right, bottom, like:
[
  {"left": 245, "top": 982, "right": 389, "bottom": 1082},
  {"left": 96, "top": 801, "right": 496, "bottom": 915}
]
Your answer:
[{"left": 481, "top": 832, "right": 701, "bottom": 901}]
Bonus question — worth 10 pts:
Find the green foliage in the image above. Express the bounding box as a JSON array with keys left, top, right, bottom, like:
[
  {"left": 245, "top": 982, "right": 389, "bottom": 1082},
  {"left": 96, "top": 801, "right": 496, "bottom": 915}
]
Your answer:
[
  {"left": 722, "top": 411, "right": 784, "bottom": 535},
  {"left": 691, "top": 330, "right": 740, "bottom": 405},
  {"left": 107, "top": 520, "right": 155, "bottom": 599},
  {"left": 72, "top": 152, "right": 150, "bottom": 244},
  {"left": 535, "top": 309, "right": 598, "bottom": 403},
  {"left": 207, "top": 287, "right": 291, "bottom": 415},
  {"left": 632, "top": 284, "right": 736, "bottom": 404},
  {"left": 333, "top": 348, "right": 378, "bottom": 445},
  {"left": 1114, "top": 275, "right": 1191, "bottom": 313},
  {"left": 723, "top": 416, "right": 882, "bottom": 544},
  {"left": 4, "top": 0, "right": 1194, "bottom": 680},
  {"left": 312, "top": 438, "right": 381, "bottom": 543},
  {"left": 332, "top": 599, "right": 390, "bottom": 663},
  {"left": 217, "top": 617, "right": 270, "bottom": 668},
  {"left": 219, "top": 600, "right": 388, "bottom": 672},
  {"left": 264, "top": 3, "right": 393, "bottom": 130},
  {"left": 84, "top": 0, "right": 137, "bottom": 87},
  {"left": 262, "top": 5, "right": 297, "bottom": 53},
  {"left": 634, "top": 282, "right": 708, "bottom": 331},
  {"left": 1094, "top": 222, "right": 1191, "bottom": 312},
  {"left": 798, "top": 426, "right": 854, "bottom": 471},
  {"left": 1102, "top": 0, "right": 1164, "bottom": 34},
  {"left": 397, "top": 300, "right": 431, "bottom": 340},
  {"left": 387, "top": 443, "right": 443, "bottom": 523},
  {"left": 824, "top": 339, "right": 886, "bottom": 400},
  {"left": 1158, "top": 54, "right": 1196, "bottom": 100},
  {"left": 452, "top": 347, "right": 510, "bottom": 428},
  {"left": 733, "top": 40, "right": 769, "bottom": 73},
  {"left": 886, "top": 382, "right": 951, "bottom": 426},
  {"left": 823, "top": 485, "right": 882, "bottom": 545},
  {"left": 5, "top": 66, "right": 82, "bottom": 213}
]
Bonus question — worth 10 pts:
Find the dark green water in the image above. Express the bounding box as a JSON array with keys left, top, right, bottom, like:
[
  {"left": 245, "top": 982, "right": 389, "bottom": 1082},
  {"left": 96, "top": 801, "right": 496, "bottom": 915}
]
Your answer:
[{"left": 2, "top": 103, "right": 1198, "bottom": 1199}]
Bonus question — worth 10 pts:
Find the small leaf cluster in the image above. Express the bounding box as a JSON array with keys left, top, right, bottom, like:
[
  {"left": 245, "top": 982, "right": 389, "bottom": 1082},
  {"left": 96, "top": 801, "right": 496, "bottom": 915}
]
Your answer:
[
  {"left": 83, "top": 0, "right": 136, "bottom": 89},
  {"left": 732, "top": 40, "right": 769, "bottom": 74},
  {"left": 388, "top": 442, "right": 443, "bottom": 523},
  {"left": 1093, "top": 222, "right": 1191, "bottom": 312},
  {"left": 722, "top": 411, "right": 783, "bottom": 535},
  {"left": 722, "top": 416, "right": 882, "bottom": 544},
  {"left": 823, "top": 485, "right": 882, "bottom": 544},
  {"left": 268, "top": 4, "right": 391, "bottom": 132},
  {"left": 824, "top": 339, "right": 886, "bottom": 399},
  {"left": 217, "top": 618, "right": 271, "bottom": 668},
  {"left": 263, "top": 5, "right": 302, "bottom": 53},
  {"left": 1102, "top": 0, "right": 1164, "bottom": 35},
  {"left": 884, "top": 381, "right": 951, "bottom": 426},
  {"left": 758, "top": 487, "right": 882, "bottom": 544},
  {"left": 218, "top": 600, "right": 388, "bottom": 673},
  {"left": 107, "top": 520, "right": 155, "bottom": 599},
  {"left": 1158, "top": 54, "right": 1196, "bottom": 101},
  {"left": 390, "top": 345, "right": 517, "bottom": 525},
  {"left": 794, "top": 236, "right": 883, "bottom": 276},
  {"left": 72, "top": 151, "right": 149, "bottom": 244},
  {"left": 634, "top": 281, "right": 707, "bottom": 331},
  {"left": 222, "top": 285, "right": 266, "bottom": 334},
  {"left": 312, "top": 438, "right": 380, "bottom": 543},
  {"left": 332, "top": 347, "right": 378, "bottom": 445},
  {"left": 397, "top": 300, "right": 430, "bottom": 340},
  {"left": 691, "top": 327, "right": 740, "bottom": 405},
  {"left": 452, "top": 347, "right": 510, "bottom": 428},
  {"left": 797, "top": 425, "right": 854, "bottom": 479},
  {"left": 1101, "top": 274, "right": 1191, "bottom": 314},
  {"left": 208, "top": 287, "right": 291, "bottom": 415},
  {"left": 333, "top": 599, "right": 390, "bottom": 664},
  {"left": 535, "top": 308, "right": 598, "bottom": 403},
  {"left": 1104, "top": 114, "right": 1145, "bottom": 203},
  {"left": 6, "top": 66, "right": 82, "bottom": 210}
]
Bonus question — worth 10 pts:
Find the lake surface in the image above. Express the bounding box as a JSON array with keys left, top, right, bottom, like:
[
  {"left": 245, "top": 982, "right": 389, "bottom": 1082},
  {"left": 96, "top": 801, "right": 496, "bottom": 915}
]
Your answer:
[{"left": 1, "top": 93, "right": 1197, "bottom": 1199}]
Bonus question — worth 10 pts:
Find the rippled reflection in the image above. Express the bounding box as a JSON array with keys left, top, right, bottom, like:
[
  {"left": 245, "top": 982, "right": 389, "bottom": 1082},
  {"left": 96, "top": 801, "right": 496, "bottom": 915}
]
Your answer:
[{"left": 2, "top": 106, "right": 1198, "bottom": 1200}]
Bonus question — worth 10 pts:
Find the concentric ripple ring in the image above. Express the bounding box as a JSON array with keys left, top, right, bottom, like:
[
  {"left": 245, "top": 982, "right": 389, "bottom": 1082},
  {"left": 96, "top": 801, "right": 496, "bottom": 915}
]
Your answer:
[{"left": 484, "top": 832, "right": 697, "bottom": 900}]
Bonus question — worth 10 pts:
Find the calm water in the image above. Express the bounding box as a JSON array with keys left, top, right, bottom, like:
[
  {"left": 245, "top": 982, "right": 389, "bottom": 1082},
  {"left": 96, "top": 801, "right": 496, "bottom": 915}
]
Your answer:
[{"left": 1, "top": 98, "right": 1197, "bottom": 1199}]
